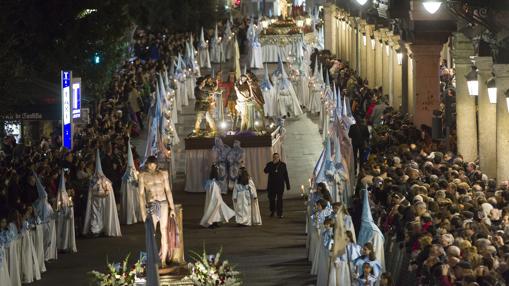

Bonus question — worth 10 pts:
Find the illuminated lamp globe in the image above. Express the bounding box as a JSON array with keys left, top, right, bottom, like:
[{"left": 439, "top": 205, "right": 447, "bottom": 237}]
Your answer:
[
  {"left": 423, "top": 0, "right": 442, "bottom": 14},
  {"left": 487, "top": 76, "right": 497, "bottom": 104}
]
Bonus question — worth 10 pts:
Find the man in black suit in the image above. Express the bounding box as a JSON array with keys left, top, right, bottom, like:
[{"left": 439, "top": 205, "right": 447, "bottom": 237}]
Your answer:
[{"left": 264, "top": 153, "right": 290, "bottom": 218}]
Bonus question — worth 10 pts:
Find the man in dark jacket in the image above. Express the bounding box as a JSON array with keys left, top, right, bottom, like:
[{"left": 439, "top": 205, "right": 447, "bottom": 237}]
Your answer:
[
  {"left": 264, "top": 153, "right": 290, "bottom": 218},
  {"left": 349, "top": 118, "right": 370, "bottom": 174}
]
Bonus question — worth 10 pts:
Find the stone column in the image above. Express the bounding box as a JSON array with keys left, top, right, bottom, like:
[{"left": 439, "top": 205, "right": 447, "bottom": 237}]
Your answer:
[
  {"left": 323, "top": 4, "right": 335, "bottom": 53},
  {"left": 366, "top": 25, "right": 376, "bottom": 87},
  {"left": 360, "top": 22, "right": 367, "bottom": 79},
  {"left": 408, "top": 43, "right": 442, "bottom": 128},
  {"left": 374, "top": 31, "right": 383, "bottom": 87},
  {"left": 452, "top": 33, "right": 478, "bottom": 162},
  {"left": 407, "top": 51, "right": 415, "bottom": 116},
  {"left": 476, "top": 57, "right": 497, "bottom": 179},
  {"left": 345, "top": 22, "right": 351, "bottom": 63},
  {"left": 382, "top": 31, "right": 391, "bottom": 99},
  {"left": 351, "top": 17, "right": 358, "bottom": 71},
  {"left": 340, "top": 19, "right": 346, "bottom": 60},
  {"left": 392, "top": 45, "right": 403, "bottom": 111},
  {"left": 494, "top": 64, "right": 509, "bottom": 182}
]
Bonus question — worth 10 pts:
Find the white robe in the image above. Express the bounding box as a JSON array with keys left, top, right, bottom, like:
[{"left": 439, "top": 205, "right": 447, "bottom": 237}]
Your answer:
[
  {"left": 83, "top": 179, "right": 122, "bottom": 237},
  {"left": 262, "top": 88, "right": 278, "bottom": 117},
  {"left": 308, "top": 88, "right": 322, "bottom": 114},
  {"left": 328, "top": 243, "right": 361, "bottom": 286},
  {"left": 56, "top": 207, "right": 77, "bottom": 252},
  {"left": 186, "top": 76, "right": 195, "bottom": 100},
  {"left": 0, "top": 246, "right": 9, "bottom": 286},
  {"left": 32, "top": 225, "right": 46, "bottom": 273},
  {"left": 210, "top": 41, "right": 223, "bottom": 63},
  {"left": 198, "top": 47, "right": 211, "bottom": 69},
  {"left": 5, "top": 224, "right": 21, "bottom": 286},
  {"left": 120, "top": 174, "right": 143, "bottom": 225},
  {"left": 249, "top": 42, "right": 263, "bottom": 69},
  {"left": 292, "top": 76, "right": 310, "bottom": 107},
  {"left": 232, "top": 180, "right": 259, "bottom": 226},
  {"left": 20, "top": 227, "right": 40, "bottom": 283},
  {"left": 310, "top": 225, "right": 323, "bottom": 274},
  {"left": 275, "top": 80, "right": 304, "bottom": 117},
  {"left": 44, "top": 219, "right": 57, "bottom": 261},
  {"left": 316, "top": 229, "right": 333, "bottom": 286},
  {"left": 200, "top": 180, "right": 235, "bottom": 227}
]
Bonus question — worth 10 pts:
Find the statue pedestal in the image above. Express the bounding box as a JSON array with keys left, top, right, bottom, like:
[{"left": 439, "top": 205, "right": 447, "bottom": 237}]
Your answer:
[
  {"left": 183, "top": 127, "right": 286, "bottom": 192},
  {"left": 170, "top": 204, "right": 185, "bottom": 264}
]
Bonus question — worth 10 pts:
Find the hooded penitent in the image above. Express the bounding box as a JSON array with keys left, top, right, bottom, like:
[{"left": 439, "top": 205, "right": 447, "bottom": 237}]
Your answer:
[
  {"left": 120, "top": 139, "right": 143, "bottom": 225},
  {"left": 358, "top": 188, "right": 385, "bottom": 270},
  {"left": 56, "top": 170, "right": 77, "bottom": 252},
  {"left": 82, "top": 150, "right": 121, "bottom": 237}
]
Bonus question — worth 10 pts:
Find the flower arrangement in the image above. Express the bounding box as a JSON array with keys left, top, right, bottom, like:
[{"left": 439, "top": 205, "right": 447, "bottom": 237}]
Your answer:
[
  {"left": 88, "top": 254, "right": 144, "bottom": 286},
  {"left": 185, "top": 248, "right": 241, "bottom": 286}
]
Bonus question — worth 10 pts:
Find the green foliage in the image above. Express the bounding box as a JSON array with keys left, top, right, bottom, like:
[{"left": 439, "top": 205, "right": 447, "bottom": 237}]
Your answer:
[
  {"left": 0, "top": 0, "right": 228, "bottom": 112},
  {"left": 88, "top": 254, "right": 142, "bottom": 286}
]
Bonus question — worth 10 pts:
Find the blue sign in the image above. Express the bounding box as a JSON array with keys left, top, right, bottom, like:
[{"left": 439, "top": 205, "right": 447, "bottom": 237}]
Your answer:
[
  {"left": 62, "top": 71, "right": 72, "bottom": 150},
  {"left": 72, "top": 78, "right": 81, "bottom": 119}
]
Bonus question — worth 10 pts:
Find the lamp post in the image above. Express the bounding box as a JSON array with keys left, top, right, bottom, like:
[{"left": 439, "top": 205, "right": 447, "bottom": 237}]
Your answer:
[{"left": 465, "top": 66, "right": 479, "bottom": 96}]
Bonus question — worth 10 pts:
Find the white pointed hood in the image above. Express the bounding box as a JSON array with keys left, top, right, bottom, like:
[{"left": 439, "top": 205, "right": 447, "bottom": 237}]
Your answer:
[
  {"left": 34, "top": 170, "right": 47, "bottom": 199},
  {"left": 214, "top": 23, "right": 219, "bottom": 41},
  {"left": 58, "top": 170, "right": 70, "bottom": 208},
  {"left": 260, "top": 64, "right": 273, "bottom": 91},
  {"left": 127, "top": 139, "right": 134, "bottom": 168},
  {"left": 278, "top": 53, "right": 288, "bottom": 78},
  {"left": 313, "top": 59, "right": 320, "bottom": 79},
  {"left": 199, "top": 27, "right": 206, "bottom": 47},
  {"left": 95, "top": 149, "right": 104, "bottom": 176}
]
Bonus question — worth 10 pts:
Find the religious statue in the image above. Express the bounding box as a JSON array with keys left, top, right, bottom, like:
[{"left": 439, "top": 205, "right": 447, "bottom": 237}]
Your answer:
[
  {"left": 246, "top": 71, "right": 266, "bottom": 128},
  {"left": 194, "top": 75, "right": 218, "bottom": 135},
  {"left": 211, "top": 137, "right": 230, "bottom": 194},
  {"left": 227, "top": 140, "right": 245, "bottom": 189},
  {"left": 139, "top": 156, "right": 178, "bottom": 267},
  {"left": 234, "top": 74, "right": 256, "bottom": 131}
]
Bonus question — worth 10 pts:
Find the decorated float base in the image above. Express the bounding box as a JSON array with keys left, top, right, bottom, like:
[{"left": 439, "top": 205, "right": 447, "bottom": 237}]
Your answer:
[{"left": 184, "top": 127, "right": 286, "bottom": 192}]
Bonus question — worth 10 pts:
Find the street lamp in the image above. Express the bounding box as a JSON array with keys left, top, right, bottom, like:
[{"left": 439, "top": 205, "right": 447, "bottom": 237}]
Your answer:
[
  {"left": 396, "top": 49, "right": 403, "bottom": 65},
  {"left": 370, "top": 35, "right": 376, "bottom": 50},
  {"left": 423, "top": 0, "right": 442, "bottom": 14},
  {"left": 487, "top": 76, "right": 497, "bottom": 104},
  {"left": 505, "top": 89, "right": 509, "bottom": 112},
  {"left": 362, "top": 33, "right": 367, "bottom": 46},
  {"left": 385, "top": 41, "right": 390, "bottom": 56},
  {"left": 465, "top": 66, "right": 479, "bottom": 96},
  {"left": 356, "top": 0, "right": 368, "bottom": 5}
]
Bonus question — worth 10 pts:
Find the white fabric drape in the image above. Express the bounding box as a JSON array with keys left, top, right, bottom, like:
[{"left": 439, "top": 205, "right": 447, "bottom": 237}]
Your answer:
[
  {"left": 43, "top": 220, "right": 57, "bottom": 261},
  {"left": 185, "top": 135, "right": 285, "bottom": 192},
  {"left": 7, "top": 238, "right": 21, "bottom": 286},
  {"left": 32, "top": 225, "right": 46, "bottom": 273},
  {"left": 56, "top": 208, "right": 77, "bottom": 252},
  {"left": 120, "top": 179, "right": 143, "bottom": 225},
  {"left": 262, "top": 44, "right": 294, "bottom": 63},
  {"left": 20, "top": 230, "right": 40, "bottom": 283},
  {"left": 83, "top": 189, "right": 122, "bottom": 237},
  {"left": 200, "top": 180, "right": 235, "bottom": 227}
]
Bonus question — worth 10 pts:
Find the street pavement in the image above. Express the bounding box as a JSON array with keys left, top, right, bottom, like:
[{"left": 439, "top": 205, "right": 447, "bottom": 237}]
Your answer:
[{"left": 33, "top": 62, "right": 323, "bottom": 286}]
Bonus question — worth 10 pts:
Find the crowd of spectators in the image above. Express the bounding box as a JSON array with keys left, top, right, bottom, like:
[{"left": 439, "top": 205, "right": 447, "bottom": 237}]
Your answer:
[
  {"left": 0, "top": 23, "right": 237, "bottom": 237},
  {"left": 311, "top": 50, "right": 509, "bottom": 285}
]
